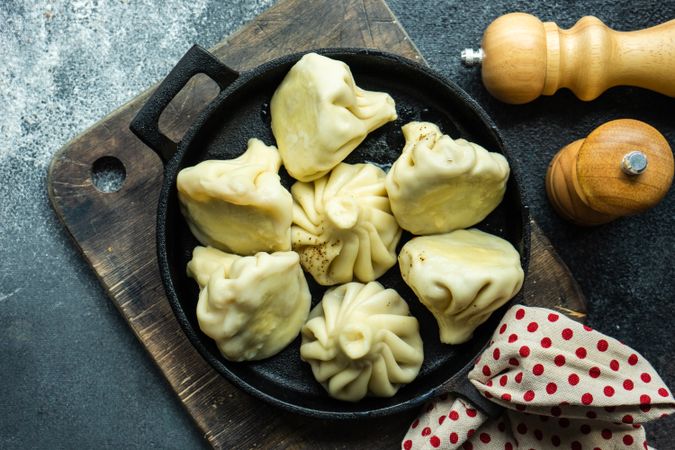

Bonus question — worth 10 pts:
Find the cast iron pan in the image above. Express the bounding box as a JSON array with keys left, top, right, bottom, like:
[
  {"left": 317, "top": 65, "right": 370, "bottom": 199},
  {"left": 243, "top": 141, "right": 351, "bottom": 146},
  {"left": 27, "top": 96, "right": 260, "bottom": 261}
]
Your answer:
[{"left": 130, "top": 45, "right": 530, "bottom": 420}]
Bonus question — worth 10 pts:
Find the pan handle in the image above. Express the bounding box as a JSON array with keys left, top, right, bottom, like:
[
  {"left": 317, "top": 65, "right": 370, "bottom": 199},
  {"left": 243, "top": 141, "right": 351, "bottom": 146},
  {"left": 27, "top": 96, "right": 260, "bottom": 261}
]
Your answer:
[
  {"left": 438, "top": 359, "right": 503, "bottom": 419},
  {"left": 129, "top": 44, "right": 239, "bottom": 162}
]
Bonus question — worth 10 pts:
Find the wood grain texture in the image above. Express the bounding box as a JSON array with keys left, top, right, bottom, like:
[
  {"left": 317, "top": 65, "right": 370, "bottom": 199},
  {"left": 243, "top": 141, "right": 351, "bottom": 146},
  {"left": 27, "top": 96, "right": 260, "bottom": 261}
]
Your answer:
[
  {"left": 480, "top": 13, "right": 675, "bottom": 104},
  {"left": 47, "top": 0, "right": 586, "bottom": 448}
]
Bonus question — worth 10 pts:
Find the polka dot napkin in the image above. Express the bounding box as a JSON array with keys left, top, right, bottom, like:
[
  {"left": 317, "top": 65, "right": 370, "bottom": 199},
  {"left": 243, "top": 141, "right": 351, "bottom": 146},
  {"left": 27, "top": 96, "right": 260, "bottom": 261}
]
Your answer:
[{"left": 402, "top": 306, "right": 674, "bottom": 449}]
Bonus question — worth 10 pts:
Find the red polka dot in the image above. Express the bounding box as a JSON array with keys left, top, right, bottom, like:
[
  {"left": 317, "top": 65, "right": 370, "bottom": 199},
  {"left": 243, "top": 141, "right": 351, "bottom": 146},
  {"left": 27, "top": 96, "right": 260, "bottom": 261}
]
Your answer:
[
  {"left": 535, "top": 429, "right": 543, "bottom": 440},
  {"left": 484, "top": 390, "right": 493, "bottom": 398},
  {"left": 604, "top": 406, "right": 616, "bottom": 412},
  {"left": 438, "top": 415, "right": 446, "bottom": 425},
  {"left": 547, "top": 382, "right": 558, "bottom": 394},
  {"left": 589, "top": 366, "right": 601, "bottom": 378},
  {"left": 659, "top": 388, "right": 669, "bottom": 397},
  {"left": 519, "top": 346, "right": 531, "bottom": 357},
  {"left": 622, "top": 414, "right": 634, "bottom": 423},
  {"left": 527, "top": 322, "right": 539, "bottom": 332},
  {"left": 641, "top": 373, "right": 652, "bottom": 383},
  {"left": 582, "top": 393, "right": 593, "bottom": 405},
  {"left": 498, "top": 422, "right": 506, "bottom": 432},
  {"left": 499, "top": 323, "right": 507, "bottom": 334},
  {"left": 505, "top": 443, "right": 513, "bottom": 450},
  {"left": 449, "top": 411, "right": 459, "bottom": 421},
  {"left": 562, "top": 328, "right": 574, "bottom": 340},
  {"left": 610, "top": 359, "right": 620, "bottom": 371},
  {"left": 558, "top": 418, "right": 570, "bottom": 428},
  {"left": 517, "top": 423, "right": 527, "bottom": 434},
  {"left": 493, "top": 348, "right": 501, "bottom": 360},
  {"left": 524, "top": 390, "right": 535, "bottom": 402},
  {"left": 482, "top": 365, "right": 491, "bottom": 376},
  {"left": 501, "top": 393, "right": 512, "bottom": 401},
  {"left": 597, "top": 339, "right": 608, "bottom": 352},
  {"left": 548, "top": 313, "right": 559, "bottom": 322},
  {"left": 628, "top": 354, "right": 639, "bottom": 366},
  {"left": 586, "top": 410, "right": 597, "bottom": 419},
  {"left": 403, "top": 440, "right": 412, "bottom": 450},
  {"left": 422, "top": 427, "right": 431, "bottom": 436},
  {"left": 515, "top": 308, "right": 525, "bottom": 320},
  {"left": 551, "top": 435, "right": 561, "bottom": 447},
  {"left": 515, "top": 372, "right": 523, "bottom": 383},
  {"left": 500, "top": 375, "right": 508, "bottom": 386},
  {"left": 583, "top": 325, "right": 593, "bottom": 331},
  {"left": 487, "top": 379, "right": 493, "bottom": 387},
  {"left": 541, "top": 337, "right": 552, "bottom": 348},
  {"left": 624, "top": 435, "right": 634, "bottom": 445},
  {"left": 604, "top": 386, "right": 615, "bottom": 397},
  {"left": 430, "top": 436, "right": 440, "bottom": 448},
  {"left": 624, "top": 379, "right": 634, "bottom": 391},
  {"left": 554, "top": 355, "right": 566, "bottom": 366},
  {"left": 568, "top": 373, "right": 580, "bottom": 386},
  {"left": 466, "top": 409, "right": 477, "bottom": 418},
  {"left": 508, "top": 334, "right": 518, "bottom": 343},
  {"left": 533, "top": 364, "right": 544, "bottom": 376},
  {"left": 467, "top": 429, "right": 475, "bottom": 438},
  {"left": 640, "top": 404, "right": 651, "bottom": 413},
  {"left": 601, "top": 429, "right": 612, "bottom": 439},
  {"left": 450, "top": 432, "right": 458, "bottom": 443},
  {"left": 575, "top": 347, "right": 587, "bottom": 359},
  {"left": 580, "top": 424, "right": 591, "bottom": 434},
  {"left": 551, "top": 406, "right": 562, "bottom": 416},
  {"left": 509, "top": 358, "right": 520, "bottom": 366},
  {"left": 515, "top": 404, "right": 526, "bottom": 411},
  {"left": 571, "top": 441, "right": 581, "bottom": 450},
  {"left": 479, "top": 433, "right": 491, "bottom": 444},
  {"left": 640, "top": 394, "right": 651, "bottom": 405},
  {"left": 462, "top": 443, "right": 473, "bottom": 450},
  {"left": 411, "top": 419, "right": 419, "bottom": 429}
]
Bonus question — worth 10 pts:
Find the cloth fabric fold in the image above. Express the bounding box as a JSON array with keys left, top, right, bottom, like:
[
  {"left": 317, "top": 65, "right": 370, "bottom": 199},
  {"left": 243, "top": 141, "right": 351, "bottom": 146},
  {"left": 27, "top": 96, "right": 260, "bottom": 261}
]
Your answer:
[{"left": 402, "top": 306, "right": 674, "bottom": 449}]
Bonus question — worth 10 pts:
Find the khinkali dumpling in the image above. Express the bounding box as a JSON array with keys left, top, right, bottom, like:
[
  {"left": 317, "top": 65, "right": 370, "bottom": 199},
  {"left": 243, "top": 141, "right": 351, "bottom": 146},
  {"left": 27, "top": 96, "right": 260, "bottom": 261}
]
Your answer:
[
  {"left": 300, "top": 282, "right": 424, "bottom": 402},
  {"left": 271, "top": 53, "right": 397, "bottom": 182},
  {"left": 385, "top": 122, "right": 510, "bottom": 235},
  {"left": 177, "top": 138, "right": 292, "bottom": 255},
  {"left": 187, "top": 246, "right": 311, "bottom": 361},
  {"left": 399, "top": 229, "right": 524, "bottom": 344},
  {"left": 291, "top": 162, "right": 402, "bottom": 286}
]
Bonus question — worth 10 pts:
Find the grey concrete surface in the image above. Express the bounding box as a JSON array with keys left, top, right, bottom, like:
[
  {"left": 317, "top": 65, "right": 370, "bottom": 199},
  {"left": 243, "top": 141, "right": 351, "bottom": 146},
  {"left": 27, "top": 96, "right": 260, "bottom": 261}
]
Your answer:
[{"left": 1, "top": 0, "right": 673, "bottom": 448}]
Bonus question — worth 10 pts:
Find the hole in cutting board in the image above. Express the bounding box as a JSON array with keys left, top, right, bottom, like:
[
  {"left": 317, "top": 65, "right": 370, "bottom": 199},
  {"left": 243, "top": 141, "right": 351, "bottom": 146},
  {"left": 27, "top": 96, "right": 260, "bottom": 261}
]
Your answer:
[
  {"left": 91, "top": 156, "right": 126, "bottom": 193},
  {"left": 158, "top": 73, "right": 221, "bottom": 143}
]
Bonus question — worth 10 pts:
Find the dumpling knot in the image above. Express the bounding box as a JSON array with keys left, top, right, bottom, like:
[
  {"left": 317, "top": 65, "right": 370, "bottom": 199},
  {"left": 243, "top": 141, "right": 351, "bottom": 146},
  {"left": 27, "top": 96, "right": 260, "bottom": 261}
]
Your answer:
[
  {"left": 325, "top": 196, "right": 359, "bottom": 230},
  {"left": 338, "top": 323, "right": 372, "bottom": 359}
]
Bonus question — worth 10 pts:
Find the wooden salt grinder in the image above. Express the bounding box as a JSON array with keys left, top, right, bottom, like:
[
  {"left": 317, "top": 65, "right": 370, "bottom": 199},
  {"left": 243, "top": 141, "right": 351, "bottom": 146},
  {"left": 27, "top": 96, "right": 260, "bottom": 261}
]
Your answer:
[
  {"left": 546, "top": 119, "right": 674, "bottom": 226},
  {"left": 461, "top": 13, "right": 675, "bottom": 104}
]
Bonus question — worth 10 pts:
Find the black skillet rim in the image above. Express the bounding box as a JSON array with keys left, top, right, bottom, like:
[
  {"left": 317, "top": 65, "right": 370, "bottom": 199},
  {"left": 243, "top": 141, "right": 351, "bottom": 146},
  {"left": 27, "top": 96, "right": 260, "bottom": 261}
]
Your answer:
[{"left": 155, "top": 48, "right": 531, "bottom": 420}]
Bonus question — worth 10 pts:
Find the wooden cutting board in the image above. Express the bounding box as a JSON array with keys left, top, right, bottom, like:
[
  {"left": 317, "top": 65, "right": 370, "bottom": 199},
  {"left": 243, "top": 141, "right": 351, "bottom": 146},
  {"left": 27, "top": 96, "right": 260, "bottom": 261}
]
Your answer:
[{"left": 47, "top": 0, "right": 586, "bottom": 448}]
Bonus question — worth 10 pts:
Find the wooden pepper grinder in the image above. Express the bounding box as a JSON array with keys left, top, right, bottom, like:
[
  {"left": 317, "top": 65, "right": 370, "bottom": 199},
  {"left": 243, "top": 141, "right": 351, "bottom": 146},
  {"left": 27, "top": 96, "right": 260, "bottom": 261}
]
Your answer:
[
  {"left": 546, "top": 119, "right": 674, "bottom": 226},
  {"left": 461, "top": 13, "right": 675, "bottom": 104}
]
